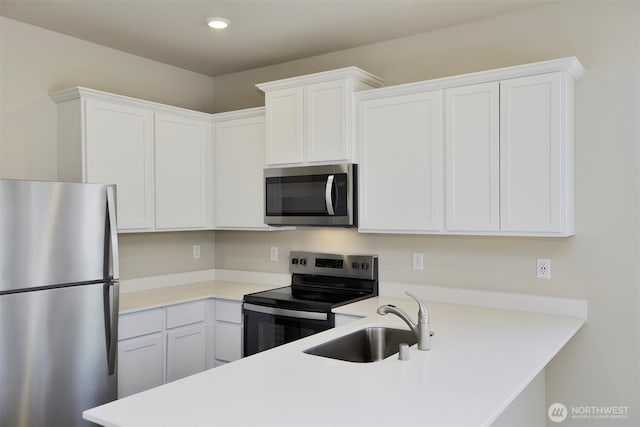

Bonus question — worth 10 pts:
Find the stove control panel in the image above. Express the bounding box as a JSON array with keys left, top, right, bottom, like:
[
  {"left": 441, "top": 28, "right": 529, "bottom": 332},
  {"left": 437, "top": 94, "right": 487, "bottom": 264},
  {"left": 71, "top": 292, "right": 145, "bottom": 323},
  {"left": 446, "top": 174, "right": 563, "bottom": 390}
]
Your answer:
[{"left": 290, "top": 251, "right": 378, "bottom": 280}]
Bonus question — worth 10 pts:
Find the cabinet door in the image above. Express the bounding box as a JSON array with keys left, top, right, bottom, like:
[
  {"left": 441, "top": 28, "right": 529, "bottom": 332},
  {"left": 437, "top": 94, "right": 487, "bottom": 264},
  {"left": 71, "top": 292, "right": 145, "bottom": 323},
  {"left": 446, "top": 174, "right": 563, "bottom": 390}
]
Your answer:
[
  {"left": 85, "top": 99, "right": 154, "bottom": 230},
  {"left": 500, "top": 72, "right": 563, "bottom": 233},
  {"left": 166, "top": 323, "right": 207, "bottom": 383},
  {"left": 215, "top": 115, "right": 268, "bottom": 229},
  {"left": 265, "top": 87, "right": 303, "bottom": 165},
  {"left": 214, "top": 322, "right": 242, "bottom": 363},
  {"left": 358, "top": 91, "right": 443, "bottom": 232},
  {"left": 445, "top": 82, "right": 500, "bottom": 232},
  {"left": 154, "top": 113, "right": 210, "bottom": 229},
  {"left": 305, "top": 80, "right": 349, "bottom": 163},
  {"left": 117, "top": 333, "right": 164, "bottom": 398}
]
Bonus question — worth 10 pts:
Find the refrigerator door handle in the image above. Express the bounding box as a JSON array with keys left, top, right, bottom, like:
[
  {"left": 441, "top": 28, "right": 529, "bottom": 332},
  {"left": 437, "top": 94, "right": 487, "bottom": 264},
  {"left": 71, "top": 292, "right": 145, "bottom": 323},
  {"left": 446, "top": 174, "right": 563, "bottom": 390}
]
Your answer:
[
  {"left": 103, "top": 282, "right": 119, "bottom": 376},
  {"left": 106, "top": 185, "right": 120, "bottom": 280}
]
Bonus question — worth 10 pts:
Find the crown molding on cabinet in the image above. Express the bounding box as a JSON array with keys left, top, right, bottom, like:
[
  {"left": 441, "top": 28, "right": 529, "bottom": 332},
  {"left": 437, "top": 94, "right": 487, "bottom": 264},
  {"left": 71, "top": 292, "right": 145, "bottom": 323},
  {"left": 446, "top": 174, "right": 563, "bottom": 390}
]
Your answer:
[
  {"left": 255, "top": 66, "right": 384, "bottom": 92},
  {"left": 355, "top": 56, "right": 585, "bottom": 101},
  {"left": 49, "top": 86, "right": 212, "bottom": 120},
  {"left": 211, "top": 106, "right": 265, "bottom": 122}
]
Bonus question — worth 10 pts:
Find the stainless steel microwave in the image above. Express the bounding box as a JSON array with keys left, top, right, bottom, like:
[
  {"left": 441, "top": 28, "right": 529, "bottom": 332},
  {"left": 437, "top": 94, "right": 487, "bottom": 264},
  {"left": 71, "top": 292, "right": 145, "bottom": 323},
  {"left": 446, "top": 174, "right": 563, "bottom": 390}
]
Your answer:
[{"left": 264, "top": 163, "right": 357, "bottom": 227}]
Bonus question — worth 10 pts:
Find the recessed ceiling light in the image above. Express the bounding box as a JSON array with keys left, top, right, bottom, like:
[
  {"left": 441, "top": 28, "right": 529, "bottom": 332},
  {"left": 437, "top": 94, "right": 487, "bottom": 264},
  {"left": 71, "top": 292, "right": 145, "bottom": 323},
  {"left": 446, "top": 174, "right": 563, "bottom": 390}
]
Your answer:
[{"left": 207, "top": 17, "right": 230, "bottom": 30}]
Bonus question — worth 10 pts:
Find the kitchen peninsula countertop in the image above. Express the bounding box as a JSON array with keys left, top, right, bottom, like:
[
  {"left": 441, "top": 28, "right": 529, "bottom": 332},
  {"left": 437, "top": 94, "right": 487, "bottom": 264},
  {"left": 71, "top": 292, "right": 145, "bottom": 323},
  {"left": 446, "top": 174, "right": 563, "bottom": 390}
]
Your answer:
[{"left": 88, "top": 293, "right": 584, "bottom": 427}]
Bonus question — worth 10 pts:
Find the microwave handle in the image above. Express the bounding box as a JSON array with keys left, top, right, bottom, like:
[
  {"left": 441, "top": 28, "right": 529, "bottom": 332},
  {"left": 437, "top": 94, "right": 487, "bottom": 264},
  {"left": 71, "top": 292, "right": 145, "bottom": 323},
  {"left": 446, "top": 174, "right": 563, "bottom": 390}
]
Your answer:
[{"left": 325, "top": 174, "right": 335, "bottom": 215}]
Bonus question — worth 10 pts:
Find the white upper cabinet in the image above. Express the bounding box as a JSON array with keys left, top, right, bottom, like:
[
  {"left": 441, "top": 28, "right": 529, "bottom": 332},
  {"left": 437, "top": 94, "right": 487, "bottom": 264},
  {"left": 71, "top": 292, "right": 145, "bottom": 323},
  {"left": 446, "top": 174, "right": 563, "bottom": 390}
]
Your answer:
[
  {"left": 51, "top": 87, "right": 213, "bottom": 233},
  {"left": 55, "top": 94, "right": 155, "bottom": 231},
  {"left": 257, "top": 67, "right": 383, "bottom": 166},
  {"left": 304, "top": 80, "right": 350, "bottom": 163},
  {"left": 155, "top": 113, "right": 211, "bottom": 229},
  {"left": 84, "top": 99, "right": 155, "bottom": 230},
  {"left": 358, "top": 91, "right": 443, "bottom": 233},
  {"left": 213, "top": 108, "right": 271, "bottom": 229},
  {"left": 500, "top": 72, "right": 568, "bottom": 234},
  {"left": 445, "top": 82, "right": 500, "bottom": 232},
  {"left": 264, "top": 87, "right": 304, "bottom": 165},
  {"left": 356, "top": 57, "right": 584, "bottom": 237}
]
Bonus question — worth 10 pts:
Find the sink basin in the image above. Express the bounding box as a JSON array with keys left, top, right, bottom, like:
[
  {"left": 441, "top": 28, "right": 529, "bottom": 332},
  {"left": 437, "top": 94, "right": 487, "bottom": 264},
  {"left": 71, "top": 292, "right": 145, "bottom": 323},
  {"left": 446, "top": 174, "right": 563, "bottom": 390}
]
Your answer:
[{"left": 303, "top": 327, "right": 417, "bottom": 363}]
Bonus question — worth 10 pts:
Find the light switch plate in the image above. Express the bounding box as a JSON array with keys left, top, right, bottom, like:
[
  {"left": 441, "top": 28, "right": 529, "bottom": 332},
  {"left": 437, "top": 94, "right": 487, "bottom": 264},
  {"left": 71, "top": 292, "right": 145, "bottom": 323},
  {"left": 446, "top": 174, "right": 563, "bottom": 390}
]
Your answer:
[{"left": 412, "top": 253, "right": 424, "bottom": 271}]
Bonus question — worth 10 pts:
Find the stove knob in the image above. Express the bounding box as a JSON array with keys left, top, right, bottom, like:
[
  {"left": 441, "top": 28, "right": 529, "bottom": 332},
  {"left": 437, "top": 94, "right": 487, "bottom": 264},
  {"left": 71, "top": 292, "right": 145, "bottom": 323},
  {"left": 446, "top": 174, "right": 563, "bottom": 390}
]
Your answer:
[
  {"left": 291, "top": 258, "right": 299, "bottom": 265},
  {"left": 352, "top": 262, "right": 360, "bottom": 270},
  {"left": 362, "top": 262, "right": 370, "bottom": 271},
  {"left": 299, "top": 258, "right": 307, "bottom": 266}
]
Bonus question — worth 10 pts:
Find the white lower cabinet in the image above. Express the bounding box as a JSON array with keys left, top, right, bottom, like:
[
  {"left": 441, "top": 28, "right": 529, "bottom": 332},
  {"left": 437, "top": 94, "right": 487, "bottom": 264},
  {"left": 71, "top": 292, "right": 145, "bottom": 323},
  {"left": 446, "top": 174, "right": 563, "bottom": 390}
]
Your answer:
[
  {"left": 118, "top": 299, "right": 235, "bottom": 397},
  {"left": 118, "top": 308, "right": 165, "bottom": 398},
  {"left": 166, "top": 324, "right": 207, "bottom": 382},
  {"left": 118, "top": 333, "right": 165, "bottom": 398},
  {"left": 213, "top": 299, "right": 243, "bottom": 366},
  {"left": 165, "top": 301, "right": 207, "bottom": 382}
]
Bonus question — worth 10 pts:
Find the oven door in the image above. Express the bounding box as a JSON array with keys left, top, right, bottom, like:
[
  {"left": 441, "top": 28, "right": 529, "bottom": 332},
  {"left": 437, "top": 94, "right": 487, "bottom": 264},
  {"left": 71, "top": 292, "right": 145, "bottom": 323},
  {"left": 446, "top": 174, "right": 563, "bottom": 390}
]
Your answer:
[{"left": 243, "top": 303, "right": 334, "bottom": 357}]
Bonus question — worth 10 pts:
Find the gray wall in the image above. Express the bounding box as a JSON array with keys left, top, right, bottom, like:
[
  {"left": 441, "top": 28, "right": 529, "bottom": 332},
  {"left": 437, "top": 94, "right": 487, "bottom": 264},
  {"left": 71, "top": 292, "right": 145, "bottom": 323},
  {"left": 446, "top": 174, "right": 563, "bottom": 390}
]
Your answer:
[
  {"left": 0, "top": 17, "right": 217, "bottom": 279},
  {"left": 213, "top": 2, "right": 640, "bottom": 425}
]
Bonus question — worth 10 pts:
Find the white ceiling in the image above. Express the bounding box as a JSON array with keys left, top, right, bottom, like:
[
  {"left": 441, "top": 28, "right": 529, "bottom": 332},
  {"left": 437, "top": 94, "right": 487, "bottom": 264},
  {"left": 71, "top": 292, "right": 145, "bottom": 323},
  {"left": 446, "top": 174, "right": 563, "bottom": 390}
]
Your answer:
[{"left": 0, "top": 0, "right": 549, "bottom": 77}]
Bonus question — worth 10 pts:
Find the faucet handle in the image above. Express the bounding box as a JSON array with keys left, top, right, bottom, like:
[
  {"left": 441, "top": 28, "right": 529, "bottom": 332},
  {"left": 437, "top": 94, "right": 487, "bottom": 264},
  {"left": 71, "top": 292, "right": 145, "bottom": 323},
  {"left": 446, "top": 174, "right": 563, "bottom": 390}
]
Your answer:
[{"left": 405, "top": 291, "right": 429, "bottom": 322}]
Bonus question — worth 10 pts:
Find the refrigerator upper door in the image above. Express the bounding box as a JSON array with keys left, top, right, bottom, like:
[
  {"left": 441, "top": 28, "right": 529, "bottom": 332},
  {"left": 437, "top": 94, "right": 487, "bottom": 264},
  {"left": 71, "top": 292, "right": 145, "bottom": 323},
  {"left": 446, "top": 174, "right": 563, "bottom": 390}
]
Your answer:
[
  {"left": 0, "top": 180, "right": 118, "bottom": 292},
  {"left": 0, "top": 282, "right": 118, "bottom": 427}
]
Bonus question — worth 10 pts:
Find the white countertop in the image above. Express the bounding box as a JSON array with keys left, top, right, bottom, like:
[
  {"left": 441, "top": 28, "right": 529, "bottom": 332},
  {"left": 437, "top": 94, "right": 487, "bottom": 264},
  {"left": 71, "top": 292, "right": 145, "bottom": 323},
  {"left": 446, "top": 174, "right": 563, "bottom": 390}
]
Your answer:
[
  {"left": 88, "top": 295, "right": 584, "bottom": 427},
  {"left": 119, "top": 280, "right": 280, "bottom": 313}
]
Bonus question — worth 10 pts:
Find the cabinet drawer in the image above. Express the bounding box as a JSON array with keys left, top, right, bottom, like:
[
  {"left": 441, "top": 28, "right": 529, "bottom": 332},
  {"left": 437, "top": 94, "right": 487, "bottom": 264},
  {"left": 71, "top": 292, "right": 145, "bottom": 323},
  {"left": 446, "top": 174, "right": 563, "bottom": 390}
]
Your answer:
[
  {"left": 166, "top": 300, "right": 206, "bottom": 329},
  {"left": 214, "top": 299, "right": 242, "bottom": 324},
  {"left": 119, "top": 309, "right": 164, "bottom": 340}
]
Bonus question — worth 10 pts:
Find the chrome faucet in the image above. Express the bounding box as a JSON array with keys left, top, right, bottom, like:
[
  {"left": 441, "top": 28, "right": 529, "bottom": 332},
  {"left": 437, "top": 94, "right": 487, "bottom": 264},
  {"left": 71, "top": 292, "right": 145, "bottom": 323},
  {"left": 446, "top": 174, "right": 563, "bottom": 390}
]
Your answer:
[{"left": 377, "top": 291, "right": 431, "bottom": 351}]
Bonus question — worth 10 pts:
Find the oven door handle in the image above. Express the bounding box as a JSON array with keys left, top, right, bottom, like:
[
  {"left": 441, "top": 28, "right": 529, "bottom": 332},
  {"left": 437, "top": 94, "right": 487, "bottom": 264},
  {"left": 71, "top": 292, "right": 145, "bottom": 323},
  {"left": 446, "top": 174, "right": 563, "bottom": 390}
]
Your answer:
[{"left": 243, "top": 303, "right": 328, "bottom": 321}]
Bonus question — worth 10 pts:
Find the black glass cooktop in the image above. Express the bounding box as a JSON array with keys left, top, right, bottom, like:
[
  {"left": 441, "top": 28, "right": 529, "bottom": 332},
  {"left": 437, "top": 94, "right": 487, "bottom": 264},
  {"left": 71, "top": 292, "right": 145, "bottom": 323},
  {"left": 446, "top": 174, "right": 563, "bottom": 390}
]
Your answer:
[
  {"left": 244, "top": 252, "right": 379, "bottom": 313},
  {"left": 243, "top": 284, "right": 373, "bottom": 312}
]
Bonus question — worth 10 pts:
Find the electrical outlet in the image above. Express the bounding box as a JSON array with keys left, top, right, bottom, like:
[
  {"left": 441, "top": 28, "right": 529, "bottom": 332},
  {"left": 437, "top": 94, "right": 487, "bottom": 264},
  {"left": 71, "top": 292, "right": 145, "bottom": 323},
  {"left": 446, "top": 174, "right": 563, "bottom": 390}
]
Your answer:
[
  {"left": 537, "top": 258, "right": 551, "bottom": 279},
  {"left": 412, "top": 253, "right": 424, "bottom": 271},
  {"left": 270, "top": 246, "right": 278, "bottom": 261},
  {"left": 192, "top": 245, "right": 201, "bottom": 260}
]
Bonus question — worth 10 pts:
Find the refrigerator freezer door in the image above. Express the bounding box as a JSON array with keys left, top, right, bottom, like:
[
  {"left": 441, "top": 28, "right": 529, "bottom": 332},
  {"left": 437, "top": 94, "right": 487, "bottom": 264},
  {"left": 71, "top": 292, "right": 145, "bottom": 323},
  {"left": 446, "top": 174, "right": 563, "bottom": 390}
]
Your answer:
[
  {"left": 0, "top": 282, "right": 117, "bottom": 427},
  {"left": 0, "top": 180, "right": 119, "bottom": 292}
]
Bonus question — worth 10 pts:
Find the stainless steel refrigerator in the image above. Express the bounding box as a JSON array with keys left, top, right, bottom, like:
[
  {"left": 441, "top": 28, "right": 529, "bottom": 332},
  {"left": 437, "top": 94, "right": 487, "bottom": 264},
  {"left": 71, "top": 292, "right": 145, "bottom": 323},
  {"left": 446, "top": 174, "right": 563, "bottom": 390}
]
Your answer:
[{"left": 0, "top": 179, "right": 119, "bottom": 427}]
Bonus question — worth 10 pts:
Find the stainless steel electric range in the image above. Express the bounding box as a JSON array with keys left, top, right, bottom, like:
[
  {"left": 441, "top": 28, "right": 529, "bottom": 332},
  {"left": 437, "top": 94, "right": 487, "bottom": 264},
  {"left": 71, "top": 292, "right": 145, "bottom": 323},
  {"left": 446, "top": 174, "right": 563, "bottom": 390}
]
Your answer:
[{"left": 243, "top": 251, "right": 378, "bottom": 357}]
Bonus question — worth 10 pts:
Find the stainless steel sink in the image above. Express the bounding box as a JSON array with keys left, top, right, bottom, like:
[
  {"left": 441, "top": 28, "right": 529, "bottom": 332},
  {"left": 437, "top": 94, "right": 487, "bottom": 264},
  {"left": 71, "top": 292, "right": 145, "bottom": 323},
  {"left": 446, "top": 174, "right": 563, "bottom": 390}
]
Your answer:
[{"left": 303, "top": 327, "right": 417, "bottom": 363}]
